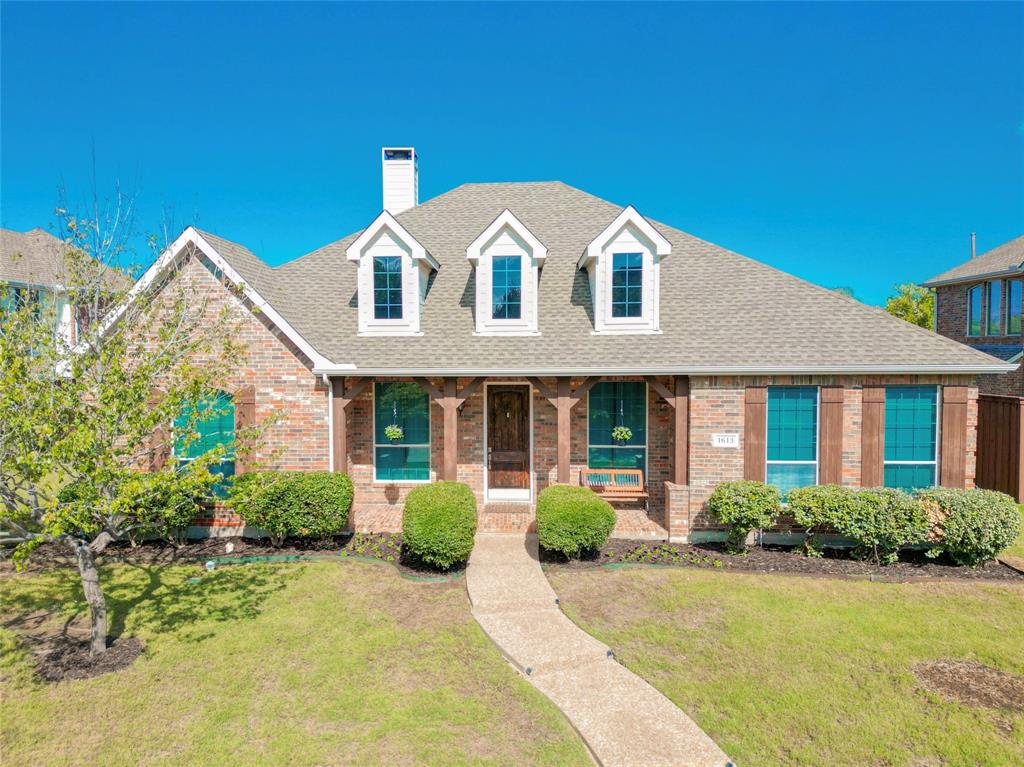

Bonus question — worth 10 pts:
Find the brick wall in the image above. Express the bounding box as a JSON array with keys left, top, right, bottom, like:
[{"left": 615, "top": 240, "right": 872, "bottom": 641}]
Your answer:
[
  {"left": 935, "top": 282, "right": 1022, "bottom": 396},
  {"left": 165, "top": 254, "right": 329, "bottom": 532}
]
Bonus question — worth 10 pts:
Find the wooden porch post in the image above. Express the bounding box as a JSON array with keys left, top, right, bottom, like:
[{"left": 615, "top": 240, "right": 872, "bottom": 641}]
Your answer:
[
  {"left": 673, "top": 376, "right": 689, "bottom": 485},
  {"left": 528, "top": 377, "right": 601, "bottom": 485},
  {"left": 331, "top": 377, "right": 372, "bottom": 474},
  {"left": 414, "top": 377, "right": 487, "bottom": 483}
]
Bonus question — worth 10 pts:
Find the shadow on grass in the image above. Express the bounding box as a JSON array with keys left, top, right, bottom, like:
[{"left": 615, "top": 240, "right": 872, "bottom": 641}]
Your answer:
[{"left": 3, "top": 562, "right": 299, "bottom": 645}]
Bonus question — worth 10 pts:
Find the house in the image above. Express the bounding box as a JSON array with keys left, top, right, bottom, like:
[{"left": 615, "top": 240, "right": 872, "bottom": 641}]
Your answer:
[
  {"left": 132, "top": 148, "right": 1014, "bottom": 540},
  {"left": 0, "top": 227, "right": 126, "bottom": 347},
  {"left": 923, "top": 235, "right": 1023, "bottom": 396},
  {"left": 1, "top": 227, "right": 81, "bottom": 346}
]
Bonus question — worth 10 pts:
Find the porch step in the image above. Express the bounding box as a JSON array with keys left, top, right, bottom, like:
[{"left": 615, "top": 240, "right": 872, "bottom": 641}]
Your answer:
[{"left": 478, "top": 503, "right": 535, "bottom": 534}]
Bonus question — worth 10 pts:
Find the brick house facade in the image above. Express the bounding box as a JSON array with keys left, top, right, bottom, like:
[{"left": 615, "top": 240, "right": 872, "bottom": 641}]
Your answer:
[{"left": 131, "top": 156, "right": 1010, "bottom": 542}]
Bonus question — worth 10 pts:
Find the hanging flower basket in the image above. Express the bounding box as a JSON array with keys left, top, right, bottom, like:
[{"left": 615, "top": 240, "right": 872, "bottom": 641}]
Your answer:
[
  {"left": 611, "top": 425, "right": 633, "bottom": 444},
  {"left": 384, "top": 424, "right": 404, "bottom": 442}
]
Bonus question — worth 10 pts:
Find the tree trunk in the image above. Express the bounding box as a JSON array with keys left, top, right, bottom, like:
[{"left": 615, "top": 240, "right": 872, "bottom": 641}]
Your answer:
[{"left": 72, "top": 540, "right": 108, "bottom": 655}]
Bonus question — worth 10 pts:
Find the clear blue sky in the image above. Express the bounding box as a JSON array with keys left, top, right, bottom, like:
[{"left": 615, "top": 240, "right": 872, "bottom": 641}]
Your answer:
[{"left": 2, "top": 2, "right": 1021, "bottom": 304}]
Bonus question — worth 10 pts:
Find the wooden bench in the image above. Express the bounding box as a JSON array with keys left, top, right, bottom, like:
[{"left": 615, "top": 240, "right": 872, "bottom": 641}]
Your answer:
[{"left": 580, "top": 468, "right": 648, "bottom": 508}]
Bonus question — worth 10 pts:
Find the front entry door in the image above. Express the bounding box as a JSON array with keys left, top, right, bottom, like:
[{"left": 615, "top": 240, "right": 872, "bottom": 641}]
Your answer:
[{"left": 487, "top": 385, "right": 531, "bottom": 499}]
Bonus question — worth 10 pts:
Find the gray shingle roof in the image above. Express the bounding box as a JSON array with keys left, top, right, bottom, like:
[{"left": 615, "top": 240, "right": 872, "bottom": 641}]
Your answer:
[
  {"left": 189, "top": 182, "right": 1011, "bottom": 374},
  {"left": 924, "top": 235, "right": 1024, "bottom": 286},
  {"left": 1, "top": 227, "right": 128, "bottom": 289}
]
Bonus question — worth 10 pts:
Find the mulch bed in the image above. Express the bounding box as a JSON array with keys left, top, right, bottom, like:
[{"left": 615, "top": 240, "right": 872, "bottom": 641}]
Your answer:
[
  {"left": 34, "top": 636, "right": 144, "bottom": 682},
  {"left": 915, "top": 660, "right": 1024, "bottom": 711},
  {"left": 541, "top": 540, "right": 1024, "bottom": 582},
  {"left": 1, "top": 533, "right": 465, "bottom": 579}
]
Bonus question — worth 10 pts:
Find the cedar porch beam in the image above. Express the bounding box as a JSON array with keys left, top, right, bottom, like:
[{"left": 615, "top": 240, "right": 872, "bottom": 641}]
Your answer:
[
  {"left": 456, "top": 377, "right": 487, "bottom": 406},
  {"left": 442, "top": 378, "right": 458, "bottom": 481},
  {"left": 526, "top": 377, "right": 555, "bottom": 401},
  {"left": 330, "top": 377, "right": 371, "bottom": 474},
  {"left": 673, "top": 376, "right": 689, "bottom": 485},
  {"left": 413, "top": 377, "right": 442, "bottom": 401},
  {"left": 643, "top": 376, "right": 677, "bottom": 408}
]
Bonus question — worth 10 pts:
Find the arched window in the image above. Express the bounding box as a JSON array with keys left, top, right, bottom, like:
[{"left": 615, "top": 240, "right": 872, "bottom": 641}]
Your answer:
[{"left": 174, "top": 390, "right": 236, "bottom": 485}]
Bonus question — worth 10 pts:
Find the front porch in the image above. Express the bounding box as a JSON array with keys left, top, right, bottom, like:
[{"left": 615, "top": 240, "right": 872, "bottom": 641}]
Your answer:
[{"left": 331, "top": 374, "right": 691, "bottom": 538}]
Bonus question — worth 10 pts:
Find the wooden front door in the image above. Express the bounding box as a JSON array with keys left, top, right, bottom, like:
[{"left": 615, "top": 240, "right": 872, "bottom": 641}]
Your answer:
[{"left": 487, "top": 386, "right": 531, "bottom": 493}]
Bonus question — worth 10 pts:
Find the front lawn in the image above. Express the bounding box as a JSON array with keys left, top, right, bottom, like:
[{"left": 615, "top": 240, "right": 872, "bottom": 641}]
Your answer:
[
  {"left": 548, "top": 567, "right": 1024, "bottom": 767},
  {"left": 1, "top": 561, "right": 591, "bottom": 767}
]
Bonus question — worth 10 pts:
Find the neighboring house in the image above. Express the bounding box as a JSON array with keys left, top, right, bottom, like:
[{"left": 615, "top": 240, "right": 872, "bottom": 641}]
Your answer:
[
  {"left": 0, "top": 227, "right": 126, "bottom": 347},
  {"left": 130, "top": 148, "right": 1013, "bottom": 541},
  {"left": 923, "top": 235, "right": 1024, "bottom": 396}
]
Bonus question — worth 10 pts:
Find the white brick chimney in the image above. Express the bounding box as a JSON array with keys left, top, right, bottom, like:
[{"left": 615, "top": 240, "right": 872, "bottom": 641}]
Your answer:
[{"left": 382, "top": 147, "right": 418, "bottom": 215}]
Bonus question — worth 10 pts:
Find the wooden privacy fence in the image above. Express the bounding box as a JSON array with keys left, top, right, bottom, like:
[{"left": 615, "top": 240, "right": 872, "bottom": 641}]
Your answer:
[{"left": 976, "top": 394, "right": 1024, "bottom": 502}]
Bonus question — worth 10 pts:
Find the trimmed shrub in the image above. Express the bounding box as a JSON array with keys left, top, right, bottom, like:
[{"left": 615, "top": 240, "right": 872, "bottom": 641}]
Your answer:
[
  {"left": 832, "top": 488, "right": 928, "bottom": 565},
  {"left": 402, "top": 481, "right": 477, "bottom": 569},
  {"left": 707, "top": 480, "right": 781, "bottom": 553},
  {"left": 787, "top": 484, "right": 855, "bottom": 557},
  {"left": 536, "top": 485, "right": 616, "bottom": 558},
  {"left": 916, "top": 487, "right": 1020, "bottom": 566},
  {"left": 228, "top": 471, "right": 354, "bottom": 546}
]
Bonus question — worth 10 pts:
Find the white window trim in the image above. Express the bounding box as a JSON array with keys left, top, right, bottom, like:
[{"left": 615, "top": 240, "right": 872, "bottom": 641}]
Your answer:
[
  {"left": 346, "top": 210, "right": 437, "bottom": 337},
  {"left": 585, "top": 380, "right": 649, "bottom": 479},
  {"left": 764, "top": 386, "right": 820, "bottom": 490},
  {"left": 882, "top": 385, "right": 940, "bottom": 489},
  {"left": 467, "top": 209, "right": 545, "bottom": 336},
  {"left": 372, "top": 381, "right": 433, "bottom": 484},
  {"left": 580, "top": 206, "right": 671, "bottom": 335}
]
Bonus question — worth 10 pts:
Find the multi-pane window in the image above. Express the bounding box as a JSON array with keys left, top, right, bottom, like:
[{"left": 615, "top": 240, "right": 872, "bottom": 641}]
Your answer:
[
  {"left": 966, "top": 285, "right": 983, "bottom": 337},
  {"left": 373, "top": 256, "right": 403, "bottom": 320},
  {"left": 765, "top": 387, "right": 818, "bottom": 497},
  {"left": 174, "top": 390, "right": 236, "bottom": 492},
  {"left": 588, "top": 381, "right": 646, "bottom": 470},
  {"left": 884, "top": 386, "right": 937, "bottom": 492},
  {"left": 491, "top": 255, "right": 522, "bottom": 320},
  {"left": 1007, "top": 280, "right": 1022, "bottom": 336},
  {"left": 2, "top": 286, "right": 43, "bottom": 319},
  {"left": 374, "top": 382, "right": 430, "bottom": 481},
  {"left": 611, "top": 252, "right": 643, "bottom": 318},
  {"left": 986, "top": 280, "right": 1002, "bottom": 335}
]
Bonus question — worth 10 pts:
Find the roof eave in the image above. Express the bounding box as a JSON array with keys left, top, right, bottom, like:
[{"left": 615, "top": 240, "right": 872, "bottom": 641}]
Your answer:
[
  {"left": 311, "top": 362, "right": 1016, "bottom": 377},
  {"left": 923, "top": 265, "right": 1024, "bottom": 288}
]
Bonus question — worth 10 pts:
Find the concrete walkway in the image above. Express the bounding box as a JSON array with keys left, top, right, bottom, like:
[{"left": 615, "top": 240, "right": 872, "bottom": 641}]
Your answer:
[{"left": 466, "top": 533, "right": 732, "bottom": 767}]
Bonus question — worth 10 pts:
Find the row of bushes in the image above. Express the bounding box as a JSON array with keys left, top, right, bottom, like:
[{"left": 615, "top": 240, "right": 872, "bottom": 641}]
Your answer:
[
  {"left": 229, "top": 474, "right": 477, "bottom": 570},
  {"left": 707, "top": 481, "right": 1020, "bottom": 566}
]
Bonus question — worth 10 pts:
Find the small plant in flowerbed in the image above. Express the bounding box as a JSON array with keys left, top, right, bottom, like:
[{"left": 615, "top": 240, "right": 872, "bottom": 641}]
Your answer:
[
  {"left": 340, "top": 532, "right": 402, "bottom": 563},
  {"left": 612, "top": 542, "right": 724, "bottom": 568}
]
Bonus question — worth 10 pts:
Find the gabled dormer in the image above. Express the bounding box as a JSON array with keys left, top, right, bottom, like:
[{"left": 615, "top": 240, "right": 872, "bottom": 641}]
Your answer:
[
  {"left": 579, "top": 205, "right": 672, "bottom": 334},
  {"left": 466, "top": 209, "right": 546, "bottom": 335},
  {"left": 346, "top": 210, "right": 438, "bottom": 336}
]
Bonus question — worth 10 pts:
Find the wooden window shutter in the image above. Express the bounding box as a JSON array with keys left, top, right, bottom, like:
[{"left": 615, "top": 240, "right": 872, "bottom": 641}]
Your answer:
[
  {"left": 861, "top": 385, "right": 885, "bottom": 487},
  {"left": 819, "top": 386, "right": 844, "bottom": 485},
  {"left": 744, "top": 386, "right": 767, "bottom": 481},
  {"left": 147, "top": 390, "right": 170, "bottom": 472},
  {"left": 939, "top": 385, "right": 968, "bottom": 488},
  {"left": 234, "top": 386, "right": 256, "bottom": 475}
]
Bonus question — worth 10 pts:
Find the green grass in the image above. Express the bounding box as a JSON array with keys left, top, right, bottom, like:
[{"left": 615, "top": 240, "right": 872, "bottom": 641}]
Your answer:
[
  {"left": 548, "top": 567, "right": 1024, "bottom": 767},
  {"left": 1, "top": 561, "right": 591, "bottom": 767}
]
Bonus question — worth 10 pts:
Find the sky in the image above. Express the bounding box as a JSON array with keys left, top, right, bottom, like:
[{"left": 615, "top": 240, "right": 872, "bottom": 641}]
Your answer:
[{"left": 2, "top": 1, "right": 1022, "bottom": 305}]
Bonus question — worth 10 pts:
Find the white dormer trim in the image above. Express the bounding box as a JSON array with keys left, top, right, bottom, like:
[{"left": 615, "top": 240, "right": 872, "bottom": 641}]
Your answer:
[
  {"left": 346, "top": 210, "right": 438, "bottom": 336},
  {"left": 466, "top": 209, "right": 546, "bottom": 336},
  {"left": 579, "top": 205, "right": 672, "bottom": 334}
]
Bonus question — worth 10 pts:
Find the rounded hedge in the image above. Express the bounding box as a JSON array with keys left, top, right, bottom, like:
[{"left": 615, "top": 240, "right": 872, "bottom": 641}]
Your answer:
[
  {"left": 228, "top": 471, "right": 354, "bottom": 546},
  {"left": 402, "top": 481, "right": 477, "bottom": 570},
  {"left": 536, "top": 485, "right": 615, "bottom": 558},
  {"left": 706, "top": 480, "right": 781, "bottom": 553},
  {"left": 787, "top": 484, "right": 855, "bottom": 556},
  {"left": 916, "top": 487, "right": 1020, "bottom": 566},
  {"left": 833, "top": 487, "right": 928, "bottom": 566}
]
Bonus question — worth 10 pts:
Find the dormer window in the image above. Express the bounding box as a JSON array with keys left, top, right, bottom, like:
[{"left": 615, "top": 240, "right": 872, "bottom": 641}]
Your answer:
[
  {"left": 611, "top": 252, "right": 643, "bottom": 318},
  {"left": 467, "top": 209, "right": 546, "bottom": 335},
  {"left": 373, "top": 256, "right": 403, "bottom": 319},
  {"left": 580, "top": 205, "right": 671, "bottom": 334},
  {"left": 346, "top": 210, "right": 437, "bottom": 336}
]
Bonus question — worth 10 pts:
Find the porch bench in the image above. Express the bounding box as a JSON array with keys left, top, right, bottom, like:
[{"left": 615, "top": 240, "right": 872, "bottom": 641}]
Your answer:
[{"left": 580, "top": 468, "right": 648, "bottom": 508}]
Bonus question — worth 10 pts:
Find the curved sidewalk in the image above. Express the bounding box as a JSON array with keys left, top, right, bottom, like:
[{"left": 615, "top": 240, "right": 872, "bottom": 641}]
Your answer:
[{"left": 466, "top": 533, "right": 732, "bottom": 767}]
